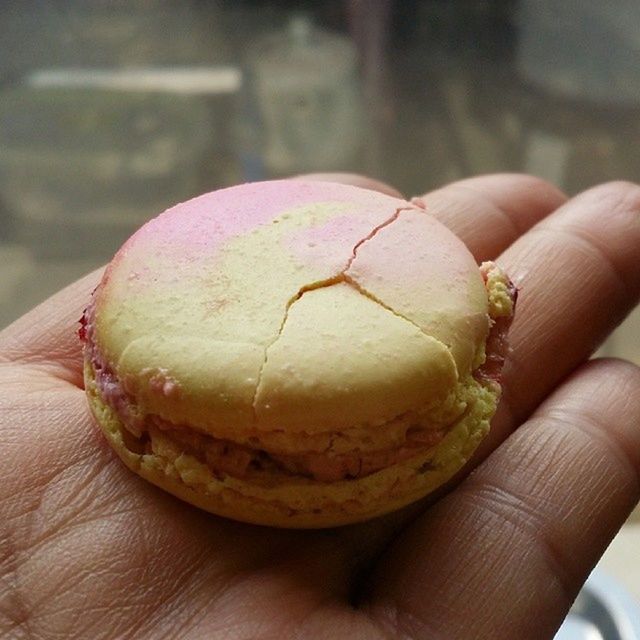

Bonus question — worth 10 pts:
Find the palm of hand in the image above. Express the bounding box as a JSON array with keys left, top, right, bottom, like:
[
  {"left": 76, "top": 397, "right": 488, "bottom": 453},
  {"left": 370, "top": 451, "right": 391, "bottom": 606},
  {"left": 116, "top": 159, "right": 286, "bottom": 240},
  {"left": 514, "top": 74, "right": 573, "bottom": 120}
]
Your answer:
[{"left": 2, "top": 174, "right": 640, "bottom": 640}]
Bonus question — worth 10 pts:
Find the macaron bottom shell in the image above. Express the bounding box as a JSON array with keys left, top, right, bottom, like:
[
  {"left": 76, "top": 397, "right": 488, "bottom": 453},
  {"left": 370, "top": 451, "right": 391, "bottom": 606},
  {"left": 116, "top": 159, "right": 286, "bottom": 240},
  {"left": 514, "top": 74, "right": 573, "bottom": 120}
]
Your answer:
[{"left": 85, "top": 360, "right": 498, "bottom": 528}]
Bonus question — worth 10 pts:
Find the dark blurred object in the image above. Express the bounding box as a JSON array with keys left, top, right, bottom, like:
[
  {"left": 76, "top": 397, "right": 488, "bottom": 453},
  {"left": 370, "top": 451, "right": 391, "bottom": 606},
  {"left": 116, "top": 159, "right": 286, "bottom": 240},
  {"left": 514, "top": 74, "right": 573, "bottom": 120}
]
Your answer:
[
  {"left": 468, "top": 0, "right": 640, "bottom": 193},
  {"left": 402, "top": 0, "right": 517, "bottom": 60},
  {"left": 516, "top": 0, "right": 640, "bottom": 108}
]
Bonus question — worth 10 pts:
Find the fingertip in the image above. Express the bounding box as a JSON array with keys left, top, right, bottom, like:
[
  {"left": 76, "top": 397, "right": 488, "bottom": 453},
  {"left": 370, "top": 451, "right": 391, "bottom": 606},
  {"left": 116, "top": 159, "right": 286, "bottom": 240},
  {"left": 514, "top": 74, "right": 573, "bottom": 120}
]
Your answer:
[
  {"left": 446, "top": 173, "right": 567, "bottom": 230},
  {"left": 579, "top": 180, "right": 640, "bottom": 210},
  {"left": 455, "top": 173, "right": 567, "bottom": 207},
  {"left": 418, "top": 173, "right": 567, "bottom": 262},
  {"left": 580, "top": 356, "right": 640, "bottom": 380}
]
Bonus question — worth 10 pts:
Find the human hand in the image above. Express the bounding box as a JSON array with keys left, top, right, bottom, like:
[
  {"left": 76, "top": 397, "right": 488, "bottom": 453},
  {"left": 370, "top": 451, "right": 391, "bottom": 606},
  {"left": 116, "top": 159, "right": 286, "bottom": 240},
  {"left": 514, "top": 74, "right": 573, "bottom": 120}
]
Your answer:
[{"left": 1, "top": 174, "right": 639, "bottom": 639}]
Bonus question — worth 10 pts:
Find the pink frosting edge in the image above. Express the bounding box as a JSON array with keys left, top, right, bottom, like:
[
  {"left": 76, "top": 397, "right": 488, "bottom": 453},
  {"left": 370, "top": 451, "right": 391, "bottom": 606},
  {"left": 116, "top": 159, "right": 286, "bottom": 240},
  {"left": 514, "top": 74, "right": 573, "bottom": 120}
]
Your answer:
[{"left": 107, "top": 180, "right": 407, "bottom": 268}]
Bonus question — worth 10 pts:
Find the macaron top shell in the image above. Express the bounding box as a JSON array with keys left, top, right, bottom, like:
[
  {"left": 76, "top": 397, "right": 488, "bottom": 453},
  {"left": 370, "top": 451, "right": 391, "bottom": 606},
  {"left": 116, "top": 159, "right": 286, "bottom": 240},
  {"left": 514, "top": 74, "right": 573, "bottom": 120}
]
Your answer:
[{"left": 94, "top": 180, "right": 489, "bottom": 436}]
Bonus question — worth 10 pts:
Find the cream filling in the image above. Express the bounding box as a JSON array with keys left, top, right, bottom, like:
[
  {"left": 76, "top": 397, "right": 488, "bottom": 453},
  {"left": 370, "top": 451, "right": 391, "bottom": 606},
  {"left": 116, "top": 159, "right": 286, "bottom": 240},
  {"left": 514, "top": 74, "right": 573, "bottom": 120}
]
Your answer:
[{"left": 90, "top": 362, "right": 493, "bottom": 483}]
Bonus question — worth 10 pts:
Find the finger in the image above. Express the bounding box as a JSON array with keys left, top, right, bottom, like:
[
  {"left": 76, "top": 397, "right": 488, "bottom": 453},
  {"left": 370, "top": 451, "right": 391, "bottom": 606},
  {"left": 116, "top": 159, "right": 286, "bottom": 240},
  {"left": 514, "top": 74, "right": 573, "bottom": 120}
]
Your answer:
[
  {"left": 493, "top": 181, "right": 640, "bottom": 441},
  {"left": 0, "top": 268, "right": 103, "bottom": 384},
  {"left": 296, "top": 172, "right": 404, "bottom": 198},
  {"left": 303, "top": 172, "right": 567, "bottom": 262},
  {"left": 366, "top": 358, "right": 640, "bottom": 640},
  {"left": 419, "top": 173, "right": 567, "bottom": 261}
]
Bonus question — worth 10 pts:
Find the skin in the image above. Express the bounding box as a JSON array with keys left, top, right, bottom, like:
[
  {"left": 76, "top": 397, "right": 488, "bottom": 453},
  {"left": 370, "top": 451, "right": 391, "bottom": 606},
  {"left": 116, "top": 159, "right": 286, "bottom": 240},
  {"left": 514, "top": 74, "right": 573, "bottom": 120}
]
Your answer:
[{"left": 1, "top": 173, "right": 639, "bottom": 639}]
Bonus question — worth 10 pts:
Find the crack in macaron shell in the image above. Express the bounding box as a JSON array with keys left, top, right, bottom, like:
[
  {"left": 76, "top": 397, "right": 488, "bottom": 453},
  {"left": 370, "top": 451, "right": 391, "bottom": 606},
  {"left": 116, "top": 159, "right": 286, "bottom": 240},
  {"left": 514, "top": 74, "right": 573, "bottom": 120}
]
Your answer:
[
  {"left": 346, "top": 208, "right": 492, "bottom": 376},
  {"left": 252, "top": 282, "right": 459, "bottom": 432},
  {"left": 89, "top": 180, "right": 501, "bottom": 463},
  {"left": 249, "top": 204, "right": 412, "bottom": 422},
  {"left": 84, "top": 302, "right": 473, "bottom": 459},
  {"left": 94, "top": 183, "right": 437, "bottom": 434},
  {"left": 96, "top": 181, "right": 411, "bottom": 352}
]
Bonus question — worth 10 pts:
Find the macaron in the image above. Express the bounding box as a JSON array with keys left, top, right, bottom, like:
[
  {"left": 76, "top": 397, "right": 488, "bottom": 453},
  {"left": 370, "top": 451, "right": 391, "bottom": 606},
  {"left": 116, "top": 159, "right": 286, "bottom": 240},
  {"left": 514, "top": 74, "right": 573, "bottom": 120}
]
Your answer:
[{"left": 81, "top": 179, "right": 516, "bottom": 528}]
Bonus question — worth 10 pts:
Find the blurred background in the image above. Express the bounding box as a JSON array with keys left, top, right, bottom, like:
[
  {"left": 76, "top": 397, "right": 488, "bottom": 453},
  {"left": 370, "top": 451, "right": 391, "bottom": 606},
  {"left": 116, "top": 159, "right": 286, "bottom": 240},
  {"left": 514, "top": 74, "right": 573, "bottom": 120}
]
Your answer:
[
  {"left": 0, "top": 0, "right": 640, "bottom": 363},
  {"left": 0, "top": 0, "right": 639, "bottom": 628},
  {"left": 1, "top": 0, "right": 639, "bottom": 354}
]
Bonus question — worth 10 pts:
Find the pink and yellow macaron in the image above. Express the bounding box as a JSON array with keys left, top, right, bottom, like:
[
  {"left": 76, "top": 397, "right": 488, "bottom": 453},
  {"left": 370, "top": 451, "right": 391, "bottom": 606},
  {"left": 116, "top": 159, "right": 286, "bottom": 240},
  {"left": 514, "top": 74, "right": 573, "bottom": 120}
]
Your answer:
[{"left": 81, "top": 180, "right": 515, "bottom": 528}]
